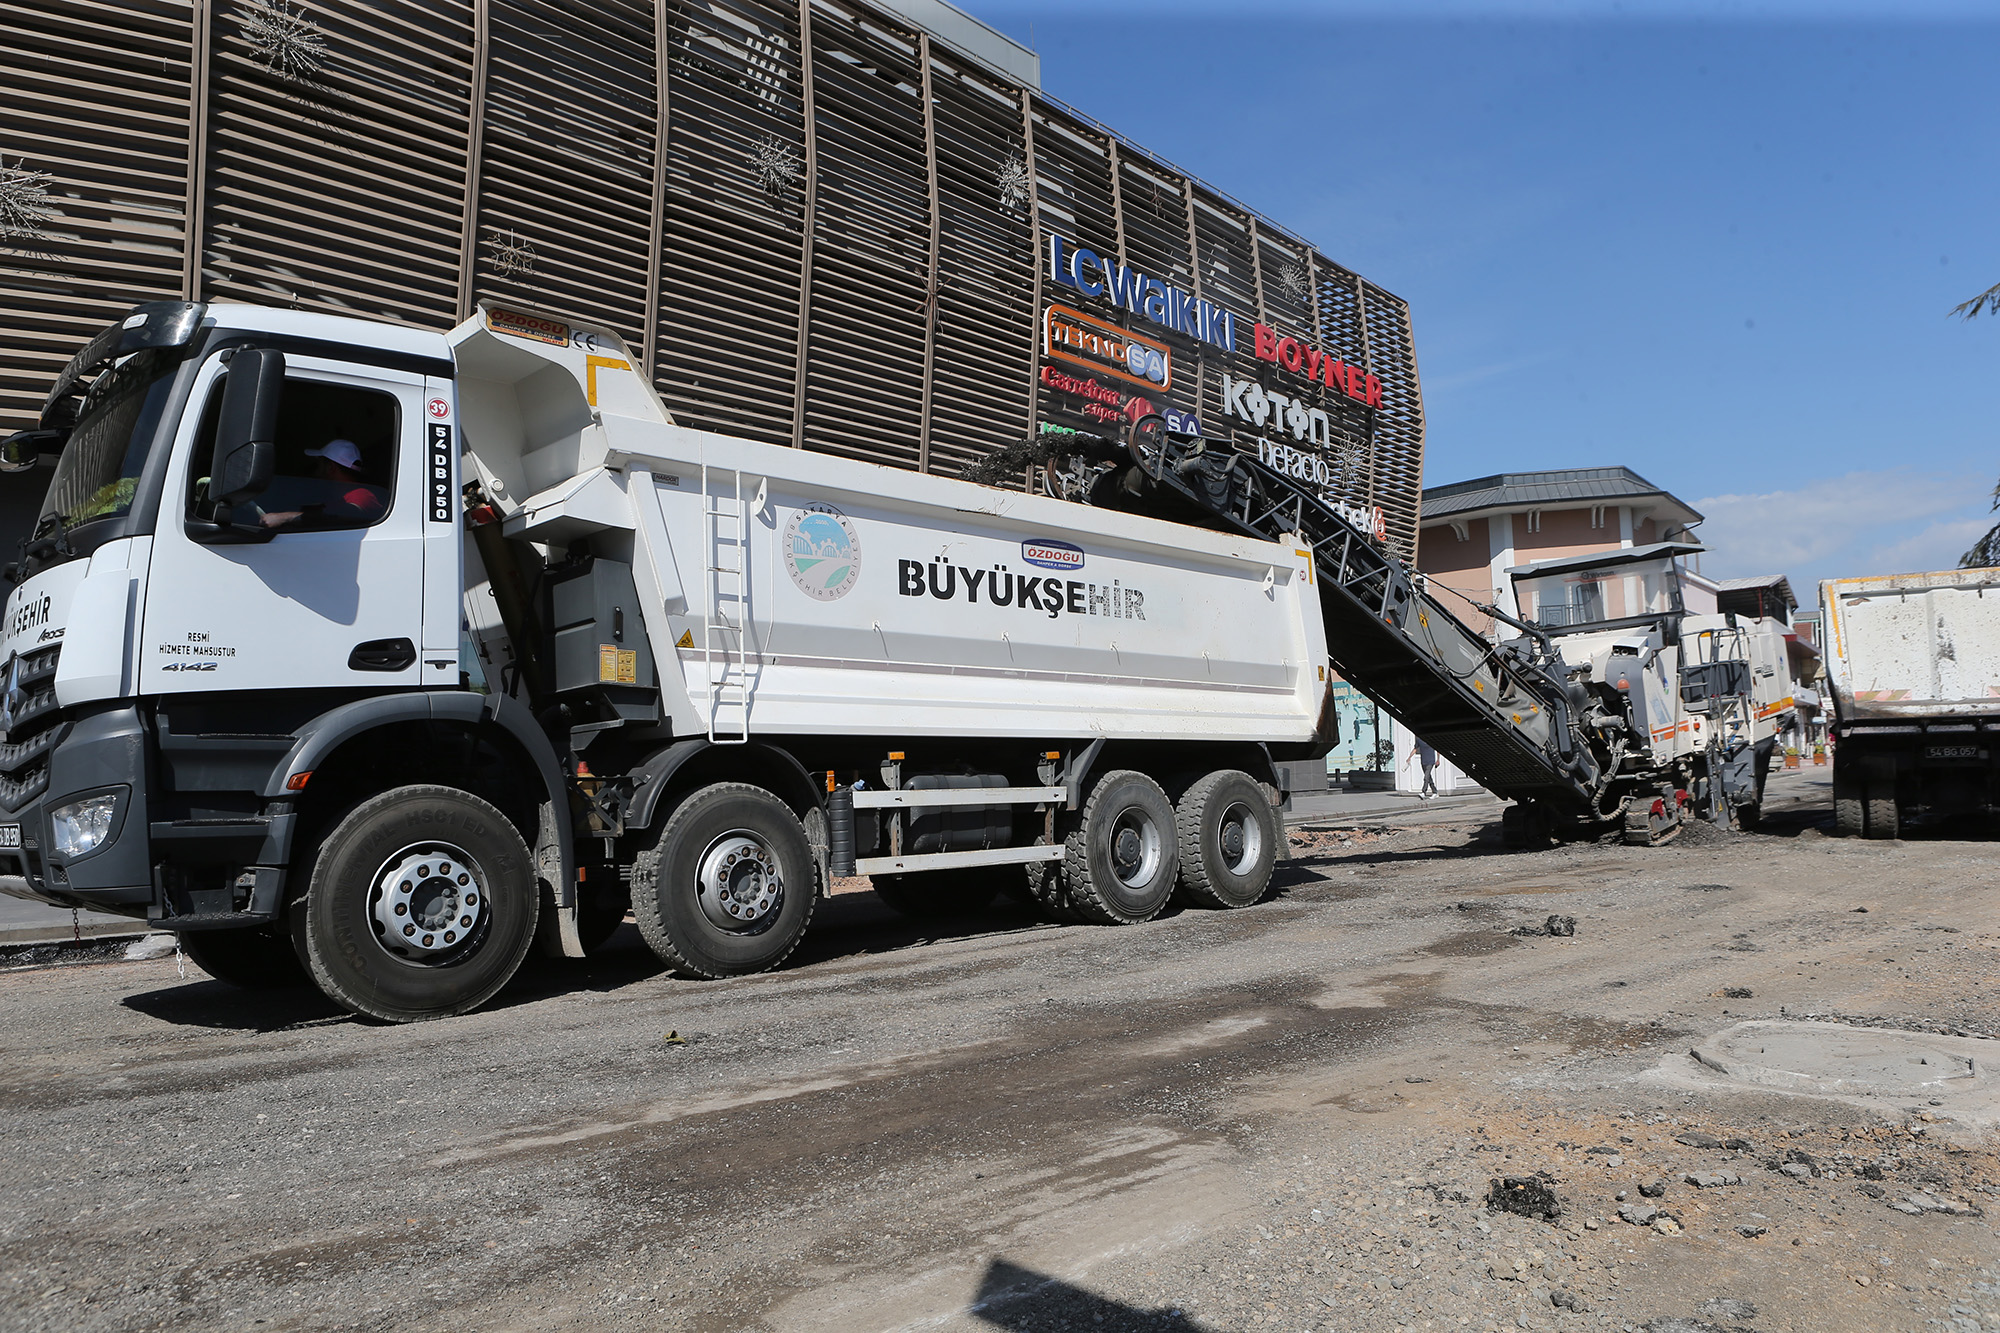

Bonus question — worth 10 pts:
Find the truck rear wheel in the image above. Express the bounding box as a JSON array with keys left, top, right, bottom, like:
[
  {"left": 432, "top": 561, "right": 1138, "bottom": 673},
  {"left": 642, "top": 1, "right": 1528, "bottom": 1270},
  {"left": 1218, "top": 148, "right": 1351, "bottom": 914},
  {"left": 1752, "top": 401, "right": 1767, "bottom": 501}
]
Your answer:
[
  {"left": 871, "top": 868, "right": 1003, "bottom": 919},
  {"left": 1865, "top": 782, "right": 1900, "bottom": 840},
  {"left": 177, "top": 923, "right": 308, "bottom": 989},
  {"left": 1833, "top": 764, "right": 1864, "bottom": 836},
  {"left": 631, "top": 783, "right": 816, "bottom": 978},
  {"left": 298, "top": 785, "right": 539, "bottom": 1022},
  {"left": 1063, "top": 770, "right": 1179, "bottom": 925},
  {"left": 1173, "top": 770, "right": 1279, "bottom": 909}
]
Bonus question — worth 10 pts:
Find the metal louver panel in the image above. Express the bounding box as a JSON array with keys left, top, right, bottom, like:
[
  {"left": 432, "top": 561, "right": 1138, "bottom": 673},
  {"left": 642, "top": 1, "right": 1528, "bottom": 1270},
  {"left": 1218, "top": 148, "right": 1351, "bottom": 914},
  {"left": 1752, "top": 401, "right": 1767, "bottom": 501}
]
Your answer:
[
  {"left": 1361, "top": 279, "right": 1426, "bottom": 559},
  {"left": 922, "top": 49, "right": 1033, "bottom": 480},
  {"left": 0, "top": 0, "right": 1426, "bottom": 548},
  {"left": 468, "top": 0, "right": 656, "bottom": 351},
  {"left": 798, "top": 0, "right": 931, "bottom": 469},
  {"left": 200, "top": 0, "right": 473, "bottom": 327},
  {"left": 656, "top": 0, "right": 806, "bottom": 445},
  {"left": 0, "top": 1, "right": 195, "bottom": 429}
]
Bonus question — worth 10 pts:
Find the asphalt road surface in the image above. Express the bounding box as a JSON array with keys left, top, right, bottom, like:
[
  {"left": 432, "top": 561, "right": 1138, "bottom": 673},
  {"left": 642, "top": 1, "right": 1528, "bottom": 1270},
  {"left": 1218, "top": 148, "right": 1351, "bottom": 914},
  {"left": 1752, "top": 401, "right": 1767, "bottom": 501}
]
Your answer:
[{"left": 2, "top": 767, "right": 1995, "bottom": 1333}]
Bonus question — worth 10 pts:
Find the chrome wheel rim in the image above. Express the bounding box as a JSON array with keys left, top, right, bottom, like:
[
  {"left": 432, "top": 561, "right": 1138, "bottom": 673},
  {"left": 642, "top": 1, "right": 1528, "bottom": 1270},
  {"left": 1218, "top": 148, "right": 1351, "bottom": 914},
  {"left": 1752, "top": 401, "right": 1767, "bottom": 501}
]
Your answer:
[
  {"left": 1216, "top": 799, "right": 1262, "bottom": 877},
  {"left": 1108, "top": 806, "right": 1163, "bottom": 889},
  {"left": 368, "top": 842, "right": 489, "bottom": 965},
  {"left": 695, "top": 831, "right": 783, "bottom": 933}
]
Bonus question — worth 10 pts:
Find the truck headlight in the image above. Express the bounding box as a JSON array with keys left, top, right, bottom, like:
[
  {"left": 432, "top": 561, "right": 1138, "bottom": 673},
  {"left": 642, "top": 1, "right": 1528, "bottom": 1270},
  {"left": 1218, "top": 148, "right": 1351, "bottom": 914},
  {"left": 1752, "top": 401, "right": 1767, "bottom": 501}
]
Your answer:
[{"left": 50, "top": 794, "right": 119, "bottom": 858}]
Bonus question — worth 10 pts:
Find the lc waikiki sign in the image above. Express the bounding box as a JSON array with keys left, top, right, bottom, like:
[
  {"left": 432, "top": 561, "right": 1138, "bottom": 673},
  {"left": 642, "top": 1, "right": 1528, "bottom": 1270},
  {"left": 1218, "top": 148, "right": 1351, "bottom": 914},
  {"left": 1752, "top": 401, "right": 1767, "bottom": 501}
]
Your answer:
[{"left": 1047, "top": 234, "right": 1237, "bottom": 352}]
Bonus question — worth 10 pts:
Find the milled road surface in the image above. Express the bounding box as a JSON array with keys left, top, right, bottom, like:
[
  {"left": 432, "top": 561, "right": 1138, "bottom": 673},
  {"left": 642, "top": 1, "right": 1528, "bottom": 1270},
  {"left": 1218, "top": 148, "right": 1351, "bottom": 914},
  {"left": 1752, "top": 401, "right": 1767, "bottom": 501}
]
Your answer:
[{"left": 2, "top": 767, "right": 1995, "bottom": 1333}]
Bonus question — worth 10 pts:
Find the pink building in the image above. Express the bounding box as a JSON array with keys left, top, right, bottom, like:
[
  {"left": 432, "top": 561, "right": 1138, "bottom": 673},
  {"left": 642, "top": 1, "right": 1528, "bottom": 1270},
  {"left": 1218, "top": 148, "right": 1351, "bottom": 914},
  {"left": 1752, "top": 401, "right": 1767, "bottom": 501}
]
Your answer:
[{"left": 1415, "top": 467, "right": 1705, "bottom": 638}]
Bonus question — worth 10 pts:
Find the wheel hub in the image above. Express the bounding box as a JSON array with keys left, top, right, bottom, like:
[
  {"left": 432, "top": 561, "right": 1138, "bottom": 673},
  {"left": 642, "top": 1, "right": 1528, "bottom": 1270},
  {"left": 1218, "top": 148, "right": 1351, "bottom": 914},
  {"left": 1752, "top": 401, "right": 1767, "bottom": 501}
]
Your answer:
[
  {"left": 696, "top": 833, "right": 782, "bottom": 932},
  {"left": 1108, "top": 809, "right": 1161, "bottom": 888},
  {"left": 370, "top": 844, "right": 486, "bottom": 963},
  {"left": 1217, "top": 800, "right": 1261, "bottom": 876}
]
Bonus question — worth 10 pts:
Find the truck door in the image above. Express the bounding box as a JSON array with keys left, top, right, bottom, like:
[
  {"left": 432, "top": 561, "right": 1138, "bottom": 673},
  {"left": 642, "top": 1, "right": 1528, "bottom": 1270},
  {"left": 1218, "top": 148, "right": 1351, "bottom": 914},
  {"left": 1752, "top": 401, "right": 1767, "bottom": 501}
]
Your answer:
[{"left": 141, "top": 353, "right": 428, "bottom": 695}]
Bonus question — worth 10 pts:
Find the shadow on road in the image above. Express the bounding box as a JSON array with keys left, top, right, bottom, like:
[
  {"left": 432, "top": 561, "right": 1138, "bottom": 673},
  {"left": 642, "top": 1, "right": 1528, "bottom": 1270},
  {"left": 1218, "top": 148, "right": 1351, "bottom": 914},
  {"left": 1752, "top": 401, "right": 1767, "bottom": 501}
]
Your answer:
[
  {"left": 121, "top": 980, "right": 346, "bottom": 1031},
  {"left": 970, "top": 1258, "right": 1209, "bottom": 1331}
]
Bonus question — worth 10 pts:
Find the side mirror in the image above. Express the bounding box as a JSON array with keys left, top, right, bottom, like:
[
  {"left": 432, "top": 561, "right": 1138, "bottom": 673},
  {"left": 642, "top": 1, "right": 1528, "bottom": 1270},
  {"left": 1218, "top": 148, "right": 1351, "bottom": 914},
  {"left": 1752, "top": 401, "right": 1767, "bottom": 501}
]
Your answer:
[
  {"left": 212, "top": 347, "right": 284, "bottom": 507},
  {"left": 0, "top": 429, "right": 65, "bottom": 474}
]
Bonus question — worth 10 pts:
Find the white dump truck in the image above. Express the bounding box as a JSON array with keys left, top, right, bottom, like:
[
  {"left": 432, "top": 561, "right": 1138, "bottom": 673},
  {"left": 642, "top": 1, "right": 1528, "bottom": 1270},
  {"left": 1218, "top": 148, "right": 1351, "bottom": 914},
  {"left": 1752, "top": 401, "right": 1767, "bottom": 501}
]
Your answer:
[
  {"left": 0, "top": 301, "right": 1333, "bottom": 1020},
  {"left": 1821, "top": 567, "right": 2000, "bottom": 837}
]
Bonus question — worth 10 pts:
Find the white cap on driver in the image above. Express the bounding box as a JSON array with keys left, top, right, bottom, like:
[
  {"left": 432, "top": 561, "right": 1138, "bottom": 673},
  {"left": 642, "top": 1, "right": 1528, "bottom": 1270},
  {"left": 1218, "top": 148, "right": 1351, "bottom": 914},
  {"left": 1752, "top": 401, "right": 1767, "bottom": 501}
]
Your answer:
[{"left": 305, "top": 438, "right": 364, "bottom": 472}]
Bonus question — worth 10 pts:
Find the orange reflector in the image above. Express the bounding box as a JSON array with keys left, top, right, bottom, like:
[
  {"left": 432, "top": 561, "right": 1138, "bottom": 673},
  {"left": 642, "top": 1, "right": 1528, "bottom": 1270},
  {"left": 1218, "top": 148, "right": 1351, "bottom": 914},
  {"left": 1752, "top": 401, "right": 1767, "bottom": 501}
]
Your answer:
[
  {"left": 888, "top": 751, "right": 905, "bottom": 761},
  {"left": 285, "top": 771, "right": 312, "bottom": 791},
  {"left": 1044, "top": 751, "right": 1061, "bottom": 760},
  {"left": 826, "top": 769, "right": 836, "bottom": 793}
]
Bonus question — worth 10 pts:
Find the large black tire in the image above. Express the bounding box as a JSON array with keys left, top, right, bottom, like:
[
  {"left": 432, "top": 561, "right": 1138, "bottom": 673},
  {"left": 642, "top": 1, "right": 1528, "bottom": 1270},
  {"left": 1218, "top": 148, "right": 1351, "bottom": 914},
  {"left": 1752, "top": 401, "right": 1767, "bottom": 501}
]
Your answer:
[
  {"left": 178, "top": 923, "right": 309, "bottom": 989},
  {"left": 1062, "top": 770, "right": 1179, "bottom": 925},
  {"left": 871, "top": 868, "right": 1002, "bottom": 919},
  {"left": 1023, "top": 837, "right": 1083, "bottom": 922},
  {"left": 299, "top": 785, "right": 539, "bottom": 1022},
  {"left": 1173, "top": 769, "right": 1279, "bottom": 909},
  {"left": 631, "top": 783, "right": 816, "bottom": 978},
  {"left": 1833, "top": 764, "right": 1864, "bottom": 837},
  {"left": 1865, "top": 782, "right": 1899, "bottom": 841}
]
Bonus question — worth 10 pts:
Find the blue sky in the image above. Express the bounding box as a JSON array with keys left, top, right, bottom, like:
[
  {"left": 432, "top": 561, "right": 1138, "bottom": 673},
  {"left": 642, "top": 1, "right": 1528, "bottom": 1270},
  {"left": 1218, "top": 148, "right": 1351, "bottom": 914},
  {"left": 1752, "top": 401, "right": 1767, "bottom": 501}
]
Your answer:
[{"left": 970, "top": 0, "right": 2000, "bottom": 602}]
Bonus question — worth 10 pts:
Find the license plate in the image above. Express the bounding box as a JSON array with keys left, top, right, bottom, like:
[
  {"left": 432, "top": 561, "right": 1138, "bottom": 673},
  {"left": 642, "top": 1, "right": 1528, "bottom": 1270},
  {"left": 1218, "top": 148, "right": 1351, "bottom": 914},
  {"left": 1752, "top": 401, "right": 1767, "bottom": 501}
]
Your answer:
[
  {"left": 0, "top": 824, "right": 19, "bottom": 849},
  {"left": 1926, "top": 745, "right": 1980, "bottom": 759}
]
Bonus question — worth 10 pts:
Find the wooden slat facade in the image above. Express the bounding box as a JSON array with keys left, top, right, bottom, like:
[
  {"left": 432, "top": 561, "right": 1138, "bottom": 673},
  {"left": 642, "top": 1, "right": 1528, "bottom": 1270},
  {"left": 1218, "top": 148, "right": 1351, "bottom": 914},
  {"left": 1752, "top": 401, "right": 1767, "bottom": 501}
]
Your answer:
[{"left": 0, "top": 0, "right": 1427, "bottom": 550}]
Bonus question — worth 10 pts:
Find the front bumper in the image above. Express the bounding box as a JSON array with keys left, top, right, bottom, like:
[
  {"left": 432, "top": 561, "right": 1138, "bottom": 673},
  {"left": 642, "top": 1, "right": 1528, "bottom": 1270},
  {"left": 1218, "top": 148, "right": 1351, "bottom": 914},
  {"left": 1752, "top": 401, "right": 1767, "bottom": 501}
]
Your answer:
[{"left": 0, "top": 703, "right": 152, "bottom": 917}]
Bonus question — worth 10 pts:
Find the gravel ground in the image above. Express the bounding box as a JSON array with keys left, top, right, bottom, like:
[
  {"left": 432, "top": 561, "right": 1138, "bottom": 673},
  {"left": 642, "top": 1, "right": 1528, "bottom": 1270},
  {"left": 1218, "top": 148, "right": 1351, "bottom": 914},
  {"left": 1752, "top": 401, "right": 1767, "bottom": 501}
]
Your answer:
[{"left": 0, "top": 766, "right": 1994, "bottom": 1333}]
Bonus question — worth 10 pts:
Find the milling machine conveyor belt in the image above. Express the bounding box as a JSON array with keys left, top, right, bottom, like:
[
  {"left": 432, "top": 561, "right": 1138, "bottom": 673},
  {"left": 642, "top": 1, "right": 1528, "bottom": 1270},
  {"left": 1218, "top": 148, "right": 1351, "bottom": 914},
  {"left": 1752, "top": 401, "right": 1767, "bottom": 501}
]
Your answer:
[{"left": 1099, "top": 426, "right": 1602, "bottom": 812}]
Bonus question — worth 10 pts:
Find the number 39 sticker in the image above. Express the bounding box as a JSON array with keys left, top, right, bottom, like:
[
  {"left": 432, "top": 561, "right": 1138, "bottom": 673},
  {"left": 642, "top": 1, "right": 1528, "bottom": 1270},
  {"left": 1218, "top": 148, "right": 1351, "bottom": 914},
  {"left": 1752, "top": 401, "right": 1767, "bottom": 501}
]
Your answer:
[{"left": 427, "top": 397, "right": 451, "bottom": 419}]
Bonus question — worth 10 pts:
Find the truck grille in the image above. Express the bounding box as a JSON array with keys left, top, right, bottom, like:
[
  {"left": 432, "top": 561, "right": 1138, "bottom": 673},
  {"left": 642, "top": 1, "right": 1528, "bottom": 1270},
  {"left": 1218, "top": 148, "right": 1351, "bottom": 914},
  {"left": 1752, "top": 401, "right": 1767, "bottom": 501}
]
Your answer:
[{"left": 0, "top": 644, "right": 63, "bottom": 812}]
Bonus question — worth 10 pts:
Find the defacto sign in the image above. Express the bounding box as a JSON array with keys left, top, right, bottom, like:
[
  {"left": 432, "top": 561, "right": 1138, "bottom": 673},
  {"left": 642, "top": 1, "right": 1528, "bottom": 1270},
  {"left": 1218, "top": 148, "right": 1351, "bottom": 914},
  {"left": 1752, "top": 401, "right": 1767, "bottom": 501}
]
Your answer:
[
  {"left": 1250, "top": 322, "right": 1381, "bottom": 408},
  {"left": 1047, "top": 234, "right": 1237, "bottom": 352},
  {"left": 1045, "top": 304, "right": 1171, "bottom": 390},
  {"left": 1251, "top": 440, "right": 1387, "bottom": 541}
]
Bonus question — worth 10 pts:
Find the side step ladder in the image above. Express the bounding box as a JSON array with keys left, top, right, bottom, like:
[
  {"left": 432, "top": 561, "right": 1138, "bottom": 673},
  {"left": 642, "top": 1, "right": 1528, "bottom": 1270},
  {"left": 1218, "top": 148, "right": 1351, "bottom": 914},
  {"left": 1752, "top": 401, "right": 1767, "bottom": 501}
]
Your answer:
[{"left": 701, "top": 462, "right": 763, "bottom": 743}]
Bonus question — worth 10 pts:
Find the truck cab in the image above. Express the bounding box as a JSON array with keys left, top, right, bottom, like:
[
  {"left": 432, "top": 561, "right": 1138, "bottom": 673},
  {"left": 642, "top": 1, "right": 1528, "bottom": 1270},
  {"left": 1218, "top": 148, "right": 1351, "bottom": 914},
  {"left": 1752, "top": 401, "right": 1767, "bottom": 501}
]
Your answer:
[{"left": 0, "top": 301, "right": 572, "bottom": 1016}]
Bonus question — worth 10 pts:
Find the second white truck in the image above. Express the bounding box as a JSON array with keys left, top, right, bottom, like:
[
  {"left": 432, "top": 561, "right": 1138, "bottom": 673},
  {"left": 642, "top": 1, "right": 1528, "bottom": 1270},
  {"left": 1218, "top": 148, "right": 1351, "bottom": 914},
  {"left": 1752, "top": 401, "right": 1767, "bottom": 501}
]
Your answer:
[{"left": 1821, "top": 567, "right": 2000, "bottom": 837}]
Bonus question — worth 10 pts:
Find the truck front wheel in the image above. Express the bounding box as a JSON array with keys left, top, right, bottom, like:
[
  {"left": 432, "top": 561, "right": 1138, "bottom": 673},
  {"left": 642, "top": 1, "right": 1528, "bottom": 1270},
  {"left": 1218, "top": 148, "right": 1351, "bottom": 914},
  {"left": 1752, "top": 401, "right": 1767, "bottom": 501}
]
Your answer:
[
  {"left": 298, "top": 786, "right": 539, "bottom": 1022},
  {"left": 1173, "top": 769, "right": 1279, "bottom": 909},
  {"left": 1063, "top": 770, "right": 1179, "bottom": 924},
  {"left": 631, "top": 783, "right": 816, "bottom": 978},
  {"left": 177, "top": 923, "right": 308, "bottom": 989}
]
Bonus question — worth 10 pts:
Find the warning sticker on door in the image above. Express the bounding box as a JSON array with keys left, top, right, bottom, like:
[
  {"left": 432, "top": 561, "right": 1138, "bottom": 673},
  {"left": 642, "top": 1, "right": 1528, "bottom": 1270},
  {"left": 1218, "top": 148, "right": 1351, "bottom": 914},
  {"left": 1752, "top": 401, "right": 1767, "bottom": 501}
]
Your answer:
[{"left": 598, "top": 645, "right": 637, "bottom": 684}]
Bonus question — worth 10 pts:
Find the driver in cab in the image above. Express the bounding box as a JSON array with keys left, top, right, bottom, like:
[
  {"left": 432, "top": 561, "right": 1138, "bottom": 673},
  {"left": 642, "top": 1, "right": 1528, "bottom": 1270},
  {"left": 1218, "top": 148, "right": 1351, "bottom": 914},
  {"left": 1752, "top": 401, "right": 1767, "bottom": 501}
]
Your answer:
[{"left": 258, "top": 438, "right": 388, "bottom": 530}]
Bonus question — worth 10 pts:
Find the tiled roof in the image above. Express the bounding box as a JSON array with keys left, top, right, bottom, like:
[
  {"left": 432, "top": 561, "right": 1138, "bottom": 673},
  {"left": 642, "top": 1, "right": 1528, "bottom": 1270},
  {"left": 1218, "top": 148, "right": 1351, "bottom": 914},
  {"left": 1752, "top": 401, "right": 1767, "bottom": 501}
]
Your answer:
[{"left": 1422, "top": 466, "right": 1702, "bottom": 527}]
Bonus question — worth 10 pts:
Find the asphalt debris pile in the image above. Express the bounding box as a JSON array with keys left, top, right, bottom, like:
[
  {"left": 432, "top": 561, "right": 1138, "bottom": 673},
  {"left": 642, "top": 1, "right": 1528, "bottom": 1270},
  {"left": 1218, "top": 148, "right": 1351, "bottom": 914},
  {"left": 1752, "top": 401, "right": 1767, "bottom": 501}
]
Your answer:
[{"left": 1487, "top": 1174, "right": 1563, "bottom": 1222}]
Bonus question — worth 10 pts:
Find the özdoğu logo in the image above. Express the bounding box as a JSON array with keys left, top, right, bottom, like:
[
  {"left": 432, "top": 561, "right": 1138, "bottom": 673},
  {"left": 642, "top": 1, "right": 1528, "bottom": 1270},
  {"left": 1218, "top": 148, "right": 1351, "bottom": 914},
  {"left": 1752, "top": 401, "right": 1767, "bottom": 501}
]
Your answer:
[{"left": 1021, "top": 539, "right": 1085, "bottom": 571}]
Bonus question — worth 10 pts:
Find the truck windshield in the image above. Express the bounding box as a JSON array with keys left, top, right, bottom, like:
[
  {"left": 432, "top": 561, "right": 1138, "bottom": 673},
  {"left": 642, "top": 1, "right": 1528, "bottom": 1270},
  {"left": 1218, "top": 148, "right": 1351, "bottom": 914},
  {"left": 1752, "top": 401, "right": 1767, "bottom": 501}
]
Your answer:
[
  {"left": 1516, "top": 559, "right": 1679, "bottom": 630},
  {"left": 36, "top": 346, "right": 184, "bottom": 539}
]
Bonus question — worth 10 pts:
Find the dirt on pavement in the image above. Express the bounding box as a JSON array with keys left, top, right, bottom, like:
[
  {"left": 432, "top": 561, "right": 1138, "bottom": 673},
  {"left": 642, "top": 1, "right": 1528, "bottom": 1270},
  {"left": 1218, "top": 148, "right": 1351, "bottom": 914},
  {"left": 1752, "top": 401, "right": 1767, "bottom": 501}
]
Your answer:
[{"left": 1, "top": 766, "right": 1995, "bottom": 1333}]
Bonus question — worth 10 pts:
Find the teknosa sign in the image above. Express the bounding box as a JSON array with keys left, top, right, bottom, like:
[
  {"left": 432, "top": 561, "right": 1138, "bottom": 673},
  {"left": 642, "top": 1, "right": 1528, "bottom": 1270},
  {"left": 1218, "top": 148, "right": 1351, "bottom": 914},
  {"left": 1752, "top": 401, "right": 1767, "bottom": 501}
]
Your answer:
[
  {"left": 1045, "top": 304, "right": 1171, "bottom": 390},
  {"left": 1250, "top": 322, "right": 1381, "bottom": 408},
  {"left": 1047, "top": 233, "right": 1238, "bottom": 353}
]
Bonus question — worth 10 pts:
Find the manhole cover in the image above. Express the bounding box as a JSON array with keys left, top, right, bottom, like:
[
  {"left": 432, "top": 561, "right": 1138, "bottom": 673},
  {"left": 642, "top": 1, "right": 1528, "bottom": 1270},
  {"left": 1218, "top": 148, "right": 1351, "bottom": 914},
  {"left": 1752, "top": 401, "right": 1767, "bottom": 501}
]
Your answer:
[{"left": 1692, "top": 1021, "right": 1981, "bottom": 1097}]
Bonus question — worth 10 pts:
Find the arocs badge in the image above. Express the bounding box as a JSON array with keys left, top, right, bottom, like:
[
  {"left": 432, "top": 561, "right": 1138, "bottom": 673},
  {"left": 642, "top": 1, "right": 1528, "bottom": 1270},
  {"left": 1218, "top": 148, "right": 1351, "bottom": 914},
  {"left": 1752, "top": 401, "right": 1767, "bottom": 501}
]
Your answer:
[{"left": 783, "top": 503, "right": 861, "bottom": 602}]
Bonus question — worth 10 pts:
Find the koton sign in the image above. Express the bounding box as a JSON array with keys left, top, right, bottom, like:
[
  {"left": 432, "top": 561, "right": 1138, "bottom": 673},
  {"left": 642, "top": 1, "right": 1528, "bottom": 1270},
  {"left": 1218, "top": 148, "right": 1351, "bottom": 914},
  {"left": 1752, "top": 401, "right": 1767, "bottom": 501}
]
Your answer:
[{"left": 1250, "top": 323, "right": 1381, "bottom": 408}]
